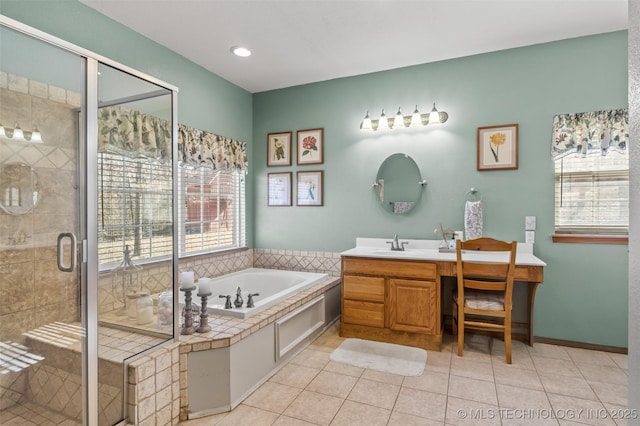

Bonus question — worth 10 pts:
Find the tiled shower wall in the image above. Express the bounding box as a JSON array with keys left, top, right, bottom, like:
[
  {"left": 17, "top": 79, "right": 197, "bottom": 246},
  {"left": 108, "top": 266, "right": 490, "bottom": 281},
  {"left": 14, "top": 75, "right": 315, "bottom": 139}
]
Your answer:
[{"left": 0, "top": 73, "right": 81, "bottom": 413}]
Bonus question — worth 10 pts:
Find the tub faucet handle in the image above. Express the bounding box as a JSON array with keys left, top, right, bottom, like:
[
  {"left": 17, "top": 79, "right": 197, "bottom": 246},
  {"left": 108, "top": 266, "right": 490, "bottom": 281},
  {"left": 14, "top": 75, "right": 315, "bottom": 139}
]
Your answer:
[
  {"left": 234, "top": 286, "right": 244, "bottom": 308},
  {"left": 219, "top": 294, "right": 232, "bottom": 309},
  {"left": 246, "top": 293, "right": 260, "bottom": 308}
]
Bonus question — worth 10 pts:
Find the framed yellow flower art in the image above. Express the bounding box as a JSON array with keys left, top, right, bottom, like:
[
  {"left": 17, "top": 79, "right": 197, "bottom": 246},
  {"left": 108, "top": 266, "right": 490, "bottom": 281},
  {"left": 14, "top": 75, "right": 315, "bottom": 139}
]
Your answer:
[
  {"left": 477, "top": 124, "right": 518, "bottom": 171},
  {"left": 267, "top": 131, "right": 292, "bottom": 166},
  {"left": 296, "top": 128, "right": 324, "bottom": 165}
]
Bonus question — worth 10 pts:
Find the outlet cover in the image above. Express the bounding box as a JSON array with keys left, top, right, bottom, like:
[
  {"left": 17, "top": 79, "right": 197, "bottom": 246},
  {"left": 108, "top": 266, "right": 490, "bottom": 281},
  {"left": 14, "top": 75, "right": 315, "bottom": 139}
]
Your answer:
[
  {"left": 525, "top": 230, "right": 535, "bottom": 243},
  {"left": 525, "top": 216, "right": 536, "bottom": 231}
]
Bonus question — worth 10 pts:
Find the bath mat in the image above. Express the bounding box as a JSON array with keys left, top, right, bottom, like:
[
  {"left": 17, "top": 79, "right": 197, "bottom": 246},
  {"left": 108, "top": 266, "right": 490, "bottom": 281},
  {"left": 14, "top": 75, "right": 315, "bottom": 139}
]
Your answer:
[{"left": 330, "top": 338, "right": 427, "bottom": 376}]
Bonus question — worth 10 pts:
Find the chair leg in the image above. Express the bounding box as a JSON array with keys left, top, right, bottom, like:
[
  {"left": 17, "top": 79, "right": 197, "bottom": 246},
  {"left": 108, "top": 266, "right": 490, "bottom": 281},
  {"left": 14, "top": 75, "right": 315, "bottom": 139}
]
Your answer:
[
  {"left": 505, "top": 322, "right": 512, "bottom": 364},
  {"left": 457, "top": 324, "right": 464, "bottom": 357},
  {"left": 451, "top": 300, "right": 458, "bottom": 335}
]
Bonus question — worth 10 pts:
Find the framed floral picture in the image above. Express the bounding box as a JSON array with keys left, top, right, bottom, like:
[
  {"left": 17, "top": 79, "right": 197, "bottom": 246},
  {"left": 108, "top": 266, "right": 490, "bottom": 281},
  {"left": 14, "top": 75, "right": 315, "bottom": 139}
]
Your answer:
[
  {"left": 267, "top": 172, "right": 292, "bottom": 206},
  {"left": 267, "top": 132, "right": 292, "bottom": 166},
  {"left": 296, "top": 171, "right": 323, "bottom": 206},
  {"left": 297, "top": 128, "right": 324, "bottom": 165},
  {"left": 477, "top": 124, "right": 518, "bottom": 171}
]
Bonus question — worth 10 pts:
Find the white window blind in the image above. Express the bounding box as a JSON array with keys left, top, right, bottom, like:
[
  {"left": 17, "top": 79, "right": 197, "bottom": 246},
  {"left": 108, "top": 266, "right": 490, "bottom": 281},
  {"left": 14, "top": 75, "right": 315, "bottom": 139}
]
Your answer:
[
  {"left": 554, "top": 152, "right": 629, "bottom": 234},
  {"left": 178, "top": 166, "right": 246, "bottom": 256},
  {"left": 98, "top": 153, "right": 173, "bottom": 267}
]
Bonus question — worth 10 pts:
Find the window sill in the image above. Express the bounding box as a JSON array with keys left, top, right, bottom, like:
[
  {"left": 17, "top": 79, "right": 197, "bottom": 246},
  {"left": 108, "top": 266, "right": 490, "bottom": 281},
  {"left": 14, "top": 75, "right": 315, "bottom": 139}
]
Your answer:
[{"left": 552, "top": 234, "right": 628, "bottom": 245}]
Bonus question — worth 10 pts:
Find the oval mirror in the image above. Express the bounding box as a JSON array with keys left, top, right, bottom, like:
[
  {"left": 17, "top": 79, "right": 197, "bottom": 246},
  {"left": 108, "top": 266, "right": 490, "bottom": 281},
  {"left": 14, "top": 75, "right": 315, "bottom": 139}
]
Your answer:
[
  {"left": 375, "top": 153, "right": 424, "bottom": 214},
  {"left": 0, "top": 163, "right": 40, "bottom": 215}
]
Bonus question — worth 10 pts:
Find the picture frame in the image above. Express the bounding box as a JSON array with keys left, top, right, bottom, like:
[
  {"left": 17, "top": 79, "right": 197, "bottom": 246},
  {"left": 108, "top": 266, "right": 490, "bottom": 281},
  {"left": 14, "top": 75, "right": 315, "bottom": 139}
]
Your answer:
[
  {"left": 267, "top": 132, "right": 292, "bottom": 166},
  {"left": 477, "top": 124, "right": 518, "bottom": 170},
  {"left": 267, "top": 172, "right": 292, "bottom": 206},
  {"left": 296, "top": 128, "right": 324, "bottom": 165},
  {"left": 296, "top": 171, "right": 323, "bottom": 206}
]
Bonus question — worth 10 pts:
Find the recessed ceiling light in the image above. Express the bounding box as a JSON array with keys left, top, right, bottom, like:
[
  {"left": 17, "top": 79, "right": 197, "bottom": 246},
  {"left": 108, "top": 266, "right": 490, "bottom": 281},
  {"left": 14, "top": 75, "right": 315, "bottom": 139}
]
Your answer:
[{"left": 231, "top": 46, "right": 251, "bottom": 57}]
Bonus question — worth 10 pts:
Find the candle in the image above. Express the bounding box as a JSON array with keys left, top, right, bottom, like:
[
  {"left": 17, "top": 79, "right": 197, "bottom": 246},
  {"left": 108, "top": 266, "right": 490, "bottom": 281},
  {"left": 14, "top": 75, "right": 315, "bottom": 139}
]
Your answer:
[
  {"left": 198, "top": 278, "right": 211, "bottom": 295},
  {"left": 181, "top": 271, "right": 195, "bottom": 289}
]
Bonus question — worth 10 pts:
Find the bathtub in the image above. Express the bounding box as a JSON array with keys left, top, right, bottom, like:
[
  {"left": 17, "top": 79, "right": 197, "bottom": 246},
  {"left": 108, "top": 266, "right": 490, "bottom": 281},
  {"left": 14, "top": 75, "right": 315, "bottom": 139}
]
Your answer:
[{"left": 183, "top": 268, "right": 328, "bottom": 319}]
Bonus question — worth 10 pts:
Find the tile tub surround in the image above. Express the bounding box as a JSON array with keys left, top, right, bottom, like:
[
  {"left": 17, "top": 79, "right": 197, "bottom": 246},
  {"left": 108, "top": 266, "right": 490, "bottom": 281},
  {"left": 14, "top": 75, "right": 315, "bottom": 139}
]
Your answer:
[{"left": 176, "top": 275, "right": 340, "bottom": 421}]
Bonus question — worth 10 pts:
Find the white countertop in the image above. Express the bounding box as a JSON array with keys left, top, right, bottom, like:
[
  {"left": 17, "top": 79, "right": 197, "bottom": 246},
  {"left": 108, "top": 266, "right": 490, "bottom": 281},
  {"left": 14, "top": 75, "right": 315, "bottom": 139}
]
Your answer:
[{"left": 340, "top": 238, "right": 546, "bottom": 267}]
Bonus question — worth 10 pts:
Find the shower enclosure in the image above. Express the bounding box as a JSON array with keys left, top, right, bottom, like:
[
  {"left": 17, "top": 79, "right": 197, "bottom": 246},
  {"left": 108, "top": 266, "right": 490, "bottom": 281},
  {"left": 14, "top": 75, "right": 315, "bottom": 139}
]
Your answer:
[{"left": 0, "top": 17, "right": 178, "bottom": 425}]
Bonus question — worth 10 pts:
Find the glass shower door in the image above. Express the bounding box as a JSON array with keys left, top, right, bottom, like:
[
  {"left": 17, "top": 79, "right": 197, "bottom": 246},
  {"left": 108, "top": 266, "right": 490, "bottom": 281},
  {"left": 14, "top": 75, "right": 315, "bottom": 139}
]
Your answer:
[{"left": 0, "top": 25, "right": 85, "bottom": 425}]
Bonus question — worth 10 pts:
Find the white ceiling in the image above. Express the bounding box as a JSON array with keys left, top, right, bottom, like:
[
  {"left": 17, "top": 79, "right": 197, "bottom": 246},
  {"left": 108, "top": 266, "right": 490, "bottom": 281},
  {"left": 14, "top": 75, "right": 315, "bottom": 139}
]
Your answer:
[{"left": 79, "top": 0, "right": 628, "bottom": 94}]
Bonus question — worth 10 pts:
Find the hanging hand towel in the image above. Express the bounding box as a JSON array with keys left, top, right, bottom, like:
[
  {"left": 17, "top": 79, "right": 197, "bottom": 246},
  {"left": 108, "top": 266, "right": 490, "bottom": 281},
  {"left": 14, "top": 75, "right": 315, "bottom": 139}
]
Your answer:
[{"left": 464, "top": 200, "right": 483, "bottom": 240}]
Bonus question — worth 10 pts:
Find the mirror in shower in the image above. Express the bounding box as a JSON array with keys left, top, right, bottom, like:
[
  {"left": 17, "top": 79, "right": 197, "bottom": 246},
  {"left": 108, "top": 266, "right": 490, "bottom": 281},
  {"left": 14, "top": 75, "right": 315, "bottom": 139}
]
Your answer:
[{"left": 0, "top": 162, "right": 40, "bottom": 215}]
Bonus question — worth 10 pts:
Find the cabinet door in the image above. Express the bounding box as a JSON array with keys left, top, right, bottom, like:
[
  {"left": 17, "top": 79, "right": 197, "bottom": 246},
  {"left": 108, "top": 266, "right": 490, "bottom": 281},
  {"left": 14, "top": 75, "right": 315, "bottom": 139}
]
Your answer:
[{"left": 388, "top": 279, "right": 438, "bottom": 334}]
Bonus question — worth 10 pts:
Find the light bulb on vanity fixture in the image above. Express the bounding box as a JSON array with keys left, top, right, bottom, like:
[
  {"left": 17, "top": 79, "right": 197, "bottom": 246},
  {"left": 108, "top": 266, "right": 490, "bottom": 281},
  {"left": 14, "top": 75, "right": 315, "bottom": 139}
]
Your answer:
[
  {"left": 359, "top": 103, "right": 448, "bottom": 131},
  {"left": 0, "top": 123, "right": 44, "bottom": 143}
]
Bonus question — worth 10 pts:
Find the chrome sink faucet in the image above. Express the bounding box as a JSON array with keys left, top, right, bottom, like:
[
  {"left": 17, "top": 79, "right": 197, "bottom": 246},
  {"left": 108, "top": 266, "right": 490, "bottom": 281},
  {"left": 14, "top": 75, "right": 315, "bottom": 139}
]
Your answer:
[{"left": 386, "top": 234, "right": 408, "bottom": 251}]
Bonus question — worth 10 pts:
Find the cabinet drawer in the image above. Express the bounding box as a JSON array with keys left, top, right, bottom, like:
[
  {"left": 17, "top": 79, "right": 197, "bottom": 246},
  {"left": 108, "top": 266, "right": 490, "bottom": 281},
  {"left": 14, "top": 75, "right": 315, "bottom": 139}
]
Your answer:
[
  {"left": 343, "top": 300, "right": 385, "bottom": 328},
  {"left": 343, "top": 275, "right": 384, "bottom": 302},
  {"left": 343, "top": 257, "right": 437, "bottom": 280}
]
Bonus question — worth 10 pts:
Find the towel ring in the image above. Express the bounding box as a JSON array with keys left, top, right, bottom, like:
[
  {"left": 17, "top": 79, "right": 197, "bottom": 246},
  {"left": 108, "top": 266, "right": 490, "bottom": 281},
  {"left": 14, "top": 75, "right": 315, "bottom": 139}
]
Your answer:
[{"left": 465, "top": 188, "right": 481, "bottom": 202}]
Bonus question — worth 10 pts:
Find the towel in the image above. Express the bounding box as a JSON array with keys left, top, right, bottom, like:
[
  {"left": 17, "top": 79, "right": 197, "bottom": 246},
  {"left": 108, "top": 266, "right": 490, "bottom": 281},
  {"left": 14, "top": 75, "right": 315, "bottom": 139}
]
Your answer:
[
  {"left": 393, "top": 201, "right": 414, "bottom": 214},
  {"left": 464, "top": 200, "right": 483, "bottom": 240}
]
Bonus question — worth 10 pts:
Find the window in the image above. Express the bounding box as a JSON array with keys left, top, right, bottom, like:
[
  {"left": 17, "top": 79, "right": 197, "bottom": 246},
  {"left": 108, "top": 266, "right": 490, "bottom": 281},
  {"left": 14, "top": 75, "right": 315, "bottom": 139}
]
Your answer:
[
  {"left": 178, "top": 166, "right": 246, "bottom": 256},
  {"left": 98, "top": 153, "right": 173, "bottom": 267},
  {"left": 554, "top": 151, "right": 628, "bottom": 235}
]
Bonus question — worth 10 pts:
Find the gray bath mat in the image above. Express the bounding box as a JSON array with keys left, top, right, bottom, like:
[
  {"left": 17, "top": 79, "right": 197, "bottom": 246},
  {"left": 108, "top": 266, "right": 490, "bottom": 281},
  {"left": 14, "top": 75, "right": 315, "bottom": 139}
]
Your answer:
[{"left": 330, "top": 338, "right": 427, "bottom": 376}]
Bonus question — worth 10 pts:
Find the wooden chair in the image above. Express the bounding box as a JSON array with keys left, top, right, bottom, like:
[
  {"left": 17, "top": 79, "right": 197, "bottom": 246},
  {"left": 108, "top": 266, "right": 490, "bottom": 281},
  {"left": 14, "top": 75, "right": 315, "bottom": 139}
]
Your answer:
[{"left": 452, "top": 237, "right": 517, "bottom": 364}]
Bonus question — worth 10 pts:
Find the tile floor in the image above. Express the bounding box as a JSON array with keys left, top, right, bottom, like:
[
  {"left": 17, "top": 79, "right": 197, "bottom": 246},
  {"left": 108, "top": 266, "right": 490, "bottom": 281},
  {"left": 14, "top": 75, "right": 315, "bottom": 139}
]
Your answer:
[{"left": 181, "top": 322, "right": 630, "bottom": 426}]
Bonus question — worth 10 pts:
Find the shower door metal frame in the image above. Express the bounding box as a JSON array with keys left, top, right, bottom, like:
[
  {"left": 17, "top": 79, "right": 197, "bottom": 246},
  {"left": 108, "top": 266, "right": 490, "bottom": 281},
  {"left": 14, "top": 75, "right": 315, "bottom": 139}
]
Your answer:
[{"left": 0, "top": 15, "right": 179, "bottom": 425}]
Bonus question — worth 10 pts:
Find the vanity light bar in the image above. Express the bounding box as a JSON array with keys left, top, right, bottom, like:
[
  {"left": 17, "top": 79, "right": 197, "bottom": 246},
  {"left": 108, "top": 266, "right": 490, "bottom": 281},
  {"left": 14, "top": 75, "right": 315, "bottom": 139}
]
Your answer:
[
  {"left": 360, "top": 103, "right": 448, "bottom": 131},
  {"left": 0, "top": 123, "right": 44, "bottom": 143}
]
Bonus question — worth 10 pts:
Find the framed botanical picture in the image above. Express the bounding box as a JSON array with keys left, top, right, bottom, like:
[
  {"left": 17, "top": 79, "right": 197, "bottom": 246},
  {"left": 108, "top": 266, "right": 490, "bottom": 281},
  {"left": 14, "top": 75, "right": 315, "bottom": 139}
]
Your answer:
[
  {"left": 267, "top": 132, "right": 292, "bottom": 166},
  {"left": 267, "top": 172, "right": 292, "bottom": 206},
  {"left": 477, "top": 124, "right": 519, "bottom": 171},
  {"left": 296, "top": 171, "right": 323, "bottom": 206},
  {"left": 296, "top": 128, "right": 324, "bottom": 165}
]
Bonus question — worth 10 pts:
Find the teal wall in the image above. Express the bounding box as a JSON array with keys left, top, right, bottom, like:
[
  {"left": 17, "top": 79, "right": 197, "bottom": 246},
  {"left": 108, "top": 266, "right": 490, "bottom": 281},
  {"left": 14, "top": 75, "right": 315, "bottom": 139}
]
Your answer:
[
  {"left": 0, "top": 0, "right": 256, "bottom": 244},
  {"left": 253, "top": 32, "right": 629, "bottom": 347},
  {"left": 2, "top": 2, "right": 629, "bottom": 347}
]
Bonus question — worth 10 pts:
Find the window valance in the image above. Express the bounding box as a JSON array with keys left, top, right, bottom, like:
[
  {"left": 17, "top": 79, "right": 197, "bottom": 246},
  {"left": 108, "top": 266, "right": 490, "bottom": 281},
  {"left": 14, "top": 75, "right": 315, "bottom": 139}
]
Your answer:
[
  {"left": 178, "top": 125, "right": 248, "bottom": 171},
  {"left": 551, "top": 109, "right": 628, "bottom": 160},
  {"left": 98, "top": 105, "right": 172, "bottom": 162},
  {"left": 97, "top": 105, "right": 248, "bottom": 171}
]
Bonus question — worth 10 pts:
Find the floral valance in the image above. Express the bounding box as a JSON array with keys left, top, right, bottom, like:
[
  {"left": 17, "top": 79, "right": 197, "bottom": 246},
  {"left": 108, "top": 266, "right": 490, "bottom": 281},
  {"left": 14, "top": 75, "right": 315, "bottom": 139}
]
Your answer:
[
  {"left": 551, "top": 109, "right": 628, "bottom": 160},
  {"left": 98, "top": 105, "right": 172, "bottom": 162},
  {"left": 178, "top": 125, "right": 248, "bottom": 171}
]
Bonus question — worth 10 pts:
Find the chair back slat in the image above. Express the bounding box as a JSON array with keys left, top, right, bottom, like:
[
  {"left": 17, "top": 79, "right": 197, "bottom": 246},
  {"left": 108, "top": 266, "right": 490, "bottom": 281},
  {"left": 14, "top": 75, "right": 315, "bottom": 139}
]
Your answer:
[{"left": 463, "top": 279, "right": 507, "bottom": 291}]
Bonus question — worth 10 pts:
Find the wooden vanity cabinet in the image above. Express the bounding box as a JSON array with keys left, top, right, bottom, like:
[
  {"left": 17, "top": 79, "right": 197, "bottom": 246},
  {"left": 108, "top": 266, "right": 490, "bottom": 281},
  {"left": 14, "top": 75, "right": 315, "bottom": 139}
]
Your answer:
[{"left": 340, "top": 256, "right": 442, "bottom": 351}]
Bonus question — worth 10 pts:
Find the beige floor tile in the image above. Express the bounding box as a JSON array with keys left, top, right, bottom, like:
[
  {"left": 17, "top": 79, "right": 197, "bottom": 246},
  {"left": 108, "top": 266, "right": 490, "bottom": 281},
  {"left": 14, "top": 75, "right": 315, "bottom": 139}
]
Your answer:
[
  {"left": 423, "top": 349, "right": 452, "bottom": 374},
  {"left": 388, "top": 411, "right": 445, "bottom": 425},
  {"left": 272, "top": 414, "right": 316, "bottom": 425},
  {"left": 496, "top": 383, "right": 552, "bottom": 411},
  {"left": 269, "top": 363, "right": 320, "bottom": 389},
  {"left": 393, "top": 387, "right": 447, "bottom": 422},
  {"left": 532, "top": 356, "right": 582, "bottom": 378},
  {"left": 527, "top": 344, "right": 571, "bottom": 361},
  {"left": 448, "top": 375, "right": 498, "bottom": 405},
  {"left": 322, "top": 360, "right": 364, "bottom": 377},
  {"left": 601, "top": 402, "right": 634, "bottom": 426},
  {"left": 450, "top": 356, "right": 494, "bottom": 382},
  {"left": 289, "top": 348, "right": 330, "bottom": 370},
  {"left": 216, "top": 404, "right": 279, "bottom": 426},
  {"left": 454, "top": 334, "right": 492, "bottom": 364},
  {"left": 565, "top": 347, "right": 619, "bottom": 368},
  {"left": 578, "top": 364, "right": 628, "bottom": 386},
  {"left": 547, "top": 393, "right": 616, "bottom": 426},
  {"left": 589, "top": 381, "right": 628, "bottom": 406},
  {"left": 243, "top": 381, "right": 301, "bottom": 414},
  {"left": 402, "top": 370, "right": 449, "bottom": 395},
  {"left": 539, "top": 374, "right": 598, "bottom": 400},
  {"left": 306, "top": 370, "right": 357, "bottom": 399},
  {"left": 360, "top": 368, "right": 404, "bottom": 385},
  {"left": 607, "top": 353, "right": 628, "bottom": 370},
  {"left": 347, "top": 378, "right": 400, "bottom": 410},
  {"left": 499, "top": 410, "right": 560, "bottom": 426},
  {"left": 444, "top": 396, "right": 500, "bottom": 426},
  {"left": 282, "top": 390, "right": 343, "bottom": 426},
  {"left": 330, "top": 400, "right": 391, "bottom": 426},
  {"left": 493, "top": 363, "right": 544, "bottom": 391}
]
